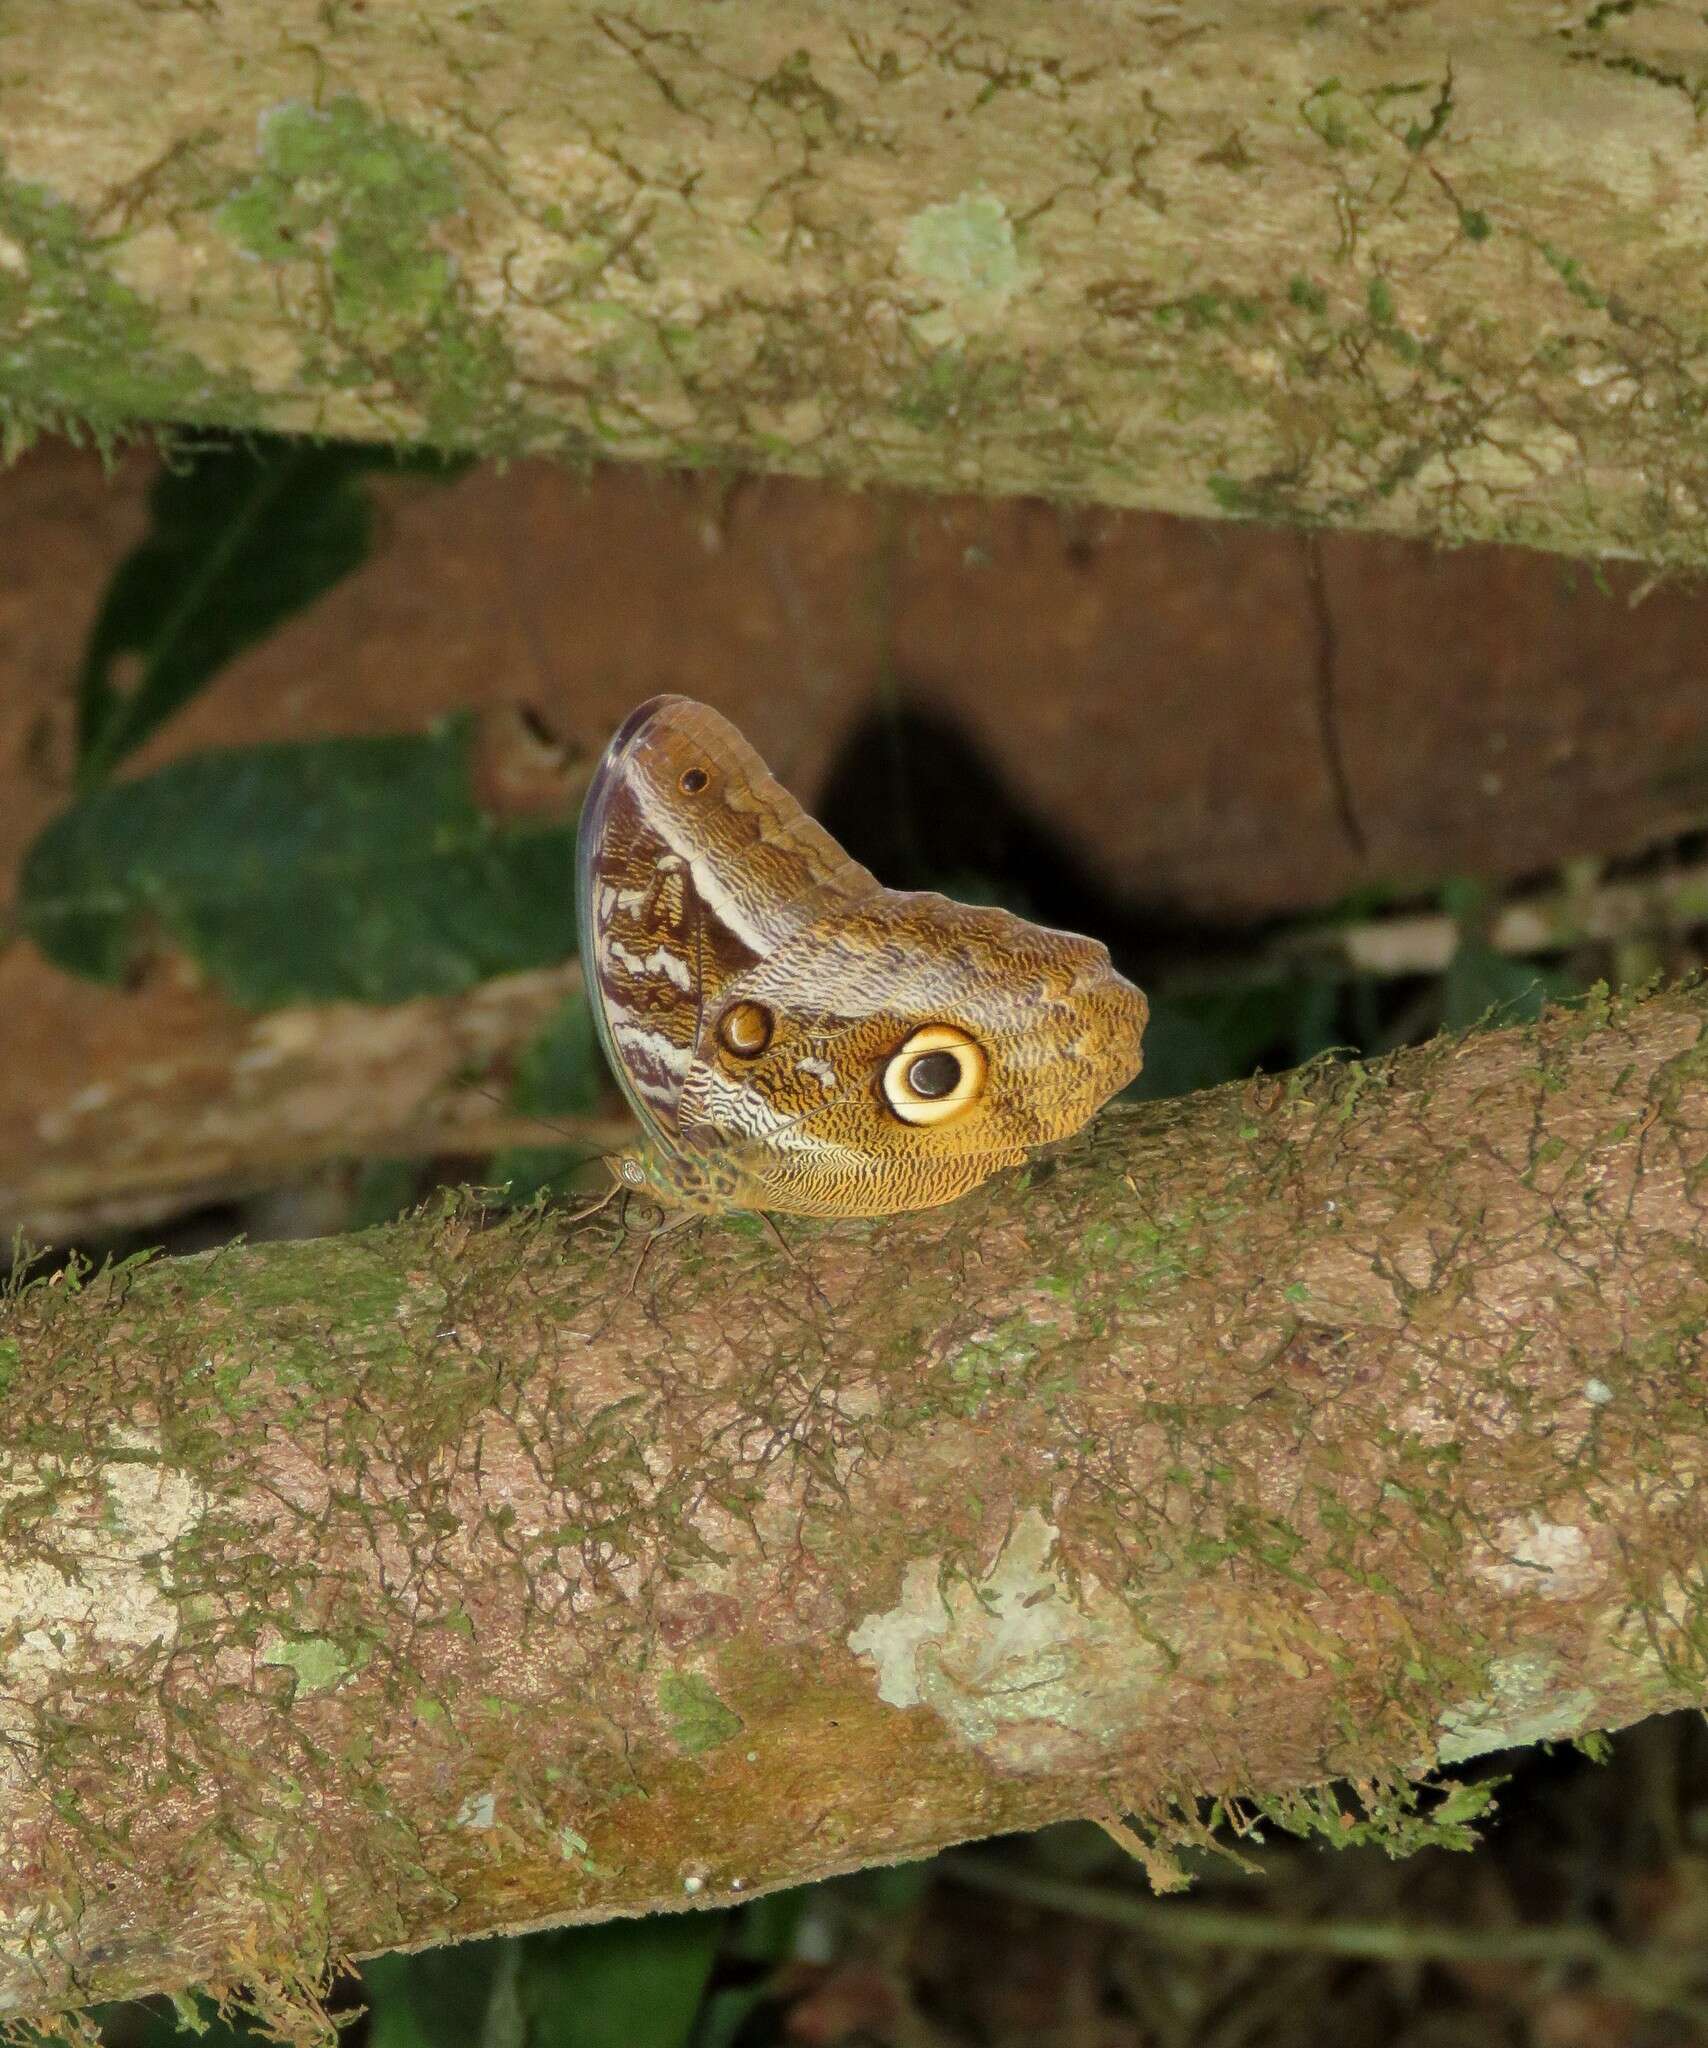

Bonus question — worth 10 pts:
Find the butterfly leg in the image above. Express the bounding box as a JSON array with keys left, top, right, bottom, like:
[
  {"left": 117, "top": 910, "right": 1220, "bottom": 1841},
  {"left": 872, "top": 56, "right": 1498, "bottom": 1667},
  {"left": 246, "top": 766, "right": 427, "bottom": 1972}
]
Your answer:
[
  {"left": 623, "top": 1200, "right": 703, "bottom": 1297},
  {"left": 580, "top": 1195, "right": 699, "bottom": 1343},
  {"left": 558, "top": 1177, "right": 625, "bottom": 1229},
  {"left": 758, "top": 1212, "right": 832, "bottom": 1315},
  {"left": 624, "top": 1210, "right": 663, "bottom": 1298}
]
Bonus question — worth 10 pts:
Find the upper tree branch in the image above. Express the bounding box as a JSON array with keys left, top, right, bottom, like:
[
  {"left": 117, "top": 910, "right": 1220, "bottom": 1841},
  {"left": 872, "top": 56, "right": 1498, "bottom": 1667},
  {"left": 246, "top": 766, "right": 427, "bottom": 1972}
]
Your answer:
[
  {"left": 4, "top": 2, "right": 1708, "bottom": 559},
  {"left": 3, "top": 985, "right": 1707, "bottom": 2036}
]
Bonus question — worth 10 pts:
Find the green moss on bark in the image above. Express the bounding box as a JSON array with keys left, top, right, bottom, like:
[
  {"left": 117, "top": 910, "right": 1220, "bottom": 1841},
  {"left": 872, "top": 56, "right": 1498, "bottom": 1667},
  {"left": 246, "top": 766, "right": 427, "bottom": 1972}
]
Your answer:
[{"left": 0, "top": 166, "right": 260, "bottom": 457}]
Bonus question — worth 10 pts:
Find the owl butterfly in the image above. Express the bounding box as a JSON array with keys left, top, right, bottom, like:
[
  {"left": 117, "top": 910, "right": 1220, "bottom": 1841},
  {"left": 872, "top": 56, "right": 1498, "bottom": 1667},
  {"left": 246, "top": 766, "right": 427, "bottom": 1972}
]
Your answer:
[{"left": 575, "top": 696, "right": 1147, "bottom": 1219}]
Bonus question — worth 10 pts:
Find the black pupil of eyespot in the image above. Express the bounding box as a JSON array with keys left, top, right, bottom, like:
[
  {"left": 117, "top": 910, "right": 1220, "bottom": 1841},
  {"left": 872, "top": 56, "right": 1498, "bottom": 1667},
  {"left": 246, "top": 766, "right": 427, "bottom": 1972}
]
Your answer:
[{"left": 908, "top": 1051, "right": 961, "bottom": 1099}]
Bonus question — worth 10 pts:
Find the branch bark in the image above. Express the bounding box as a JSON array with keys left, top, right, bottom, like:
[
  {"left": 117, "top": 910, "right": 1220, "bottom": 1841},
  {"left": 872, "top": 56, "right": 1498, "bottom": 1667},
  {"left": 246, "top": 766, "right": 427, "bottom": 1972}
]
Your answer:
[
  {"left": 4, "top": 3, "right": 1708, "bottom": 558},
  {"left": 2, "top": 985, "right": 1707, "bottom": 2037}
]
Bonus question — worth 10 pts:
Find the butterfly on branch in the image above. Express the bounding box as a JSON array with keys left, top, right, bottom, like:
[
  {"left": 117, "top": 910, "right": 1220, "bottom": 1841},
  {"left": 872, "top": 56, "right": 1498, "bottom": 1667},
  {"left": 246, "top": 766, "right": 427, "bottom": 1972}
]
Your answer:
[{"left": 576, "top": 696, "right": 1147, "bottom": 1219}]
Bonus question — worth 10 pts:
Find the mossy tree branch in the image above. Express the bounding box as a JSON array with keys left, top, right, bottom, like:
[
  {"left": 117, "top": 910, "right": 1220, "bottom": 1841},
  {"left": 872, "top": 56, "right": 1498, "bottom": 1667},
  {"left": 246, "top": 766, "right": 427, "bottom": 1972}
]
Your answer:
[
  {"left": 4, "top": 2, "right": 1708, "bottom": 558},
  {"left": 2, "top": 985, "right": 1707, "bottom": 2039}
]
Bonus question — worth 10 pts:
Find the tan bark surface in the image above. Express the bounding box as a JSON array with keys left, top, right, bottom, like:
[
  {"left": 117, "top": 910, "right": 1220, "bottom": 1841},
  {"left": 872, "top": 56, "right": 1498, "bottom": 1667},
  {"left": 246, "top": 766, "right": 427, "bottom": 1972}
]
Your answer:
[
  {"left": 6, "top": 4, "right": 1708, "bottom": 556},
  {"left": 1, "top": 985, "right": 1705, "bottom": 2036},
  {"left": 9, "top": 441, "right": 1708, "bottom": 1243}
]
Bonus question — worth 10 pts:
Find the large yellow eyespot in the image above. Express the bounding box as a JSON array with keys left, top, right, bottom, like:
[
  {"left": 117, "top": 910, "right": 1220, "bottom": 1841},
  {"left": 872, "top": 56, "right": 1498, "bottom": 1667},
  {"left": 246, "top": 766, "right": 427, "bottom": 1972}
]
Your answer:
[{"left": 881, "top": 1025, "right": 987, "bottom": 1127}]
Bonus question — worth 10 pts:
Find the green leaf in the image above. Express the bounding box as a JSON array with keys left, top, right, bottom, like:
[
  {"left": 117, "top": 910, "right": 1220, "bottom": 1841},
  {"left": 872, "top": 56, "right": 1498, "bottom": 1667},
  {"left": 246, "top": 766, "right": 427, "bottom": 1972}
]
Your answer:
[
  {"left": 512, "top": 996, "right": 604, "bottom": 1119},
  {"left": 840, "top": 1858, "right": 935, "bottom": 1914},
  {"left": 359, "top": 1955, "right": 438, "bottom": 2048},
  {"left": 724, "top": 1885, "right": 811, "bottom": 1964},
  {"left": 390, "top": 1920, "right": 721, "bottom": 2048},
  {"left": 521, "top": 1919, "right": 721, "bottom": 2048},
  {"left": 20, "top": 721, "right": 577, "bottom": 1007},
  {"left": 694, "top": 1986, "right": 771, "bottom": 2048},
  {"left": 487, "top": 1146, "right": 606, "bottom": 1208},
  {"left": 380, "top": 1946, "right": 498, "bottom": 2048},
  {"left": 1442, "top": 941, "right": 1567, "bottom": 1032},
  {"left": 75, "top": 437, "right": 449, "bottom": 786},
  {"left": 1134, "top": 979, "right": 1344, "bottom": 1100},
  {"left": 346, "top": 1158, "right": 426, "bottom": 1229},
  {"left": 38, "top": 1991, "right": 278, "bottom": 2045},
  {"left": 1441, "top": 880, "right": 1570, "bottom": 1031},
  {"left": 489, "top": 996, "right": 610, "bottom": 1204}
]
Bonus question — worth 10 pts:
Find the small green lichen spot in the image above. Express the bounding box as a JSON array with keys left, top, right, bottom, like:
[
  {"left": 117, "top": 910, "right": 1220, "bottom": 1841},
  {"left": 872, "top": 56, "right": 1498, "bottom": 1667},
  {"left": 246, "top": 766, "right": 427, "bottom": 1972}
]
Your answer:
[
  {"left": 557, "top": 1823, "right": 612, "bottom": 1874},
  {"left": 263, "top": 1634, "right": 356, "bottom": 1695},
  {"left": 658, "top": 1671, "right": 743, "bottom": 1755},
  {"left": 219, "top": 97, "right": 462, "bottom": 330},
  {"left": 899, "top": 192, "right": 1024, "bottom": 346},
  {"left": 944, "top": 1317, "right": 1042, "bottom": 1415}
]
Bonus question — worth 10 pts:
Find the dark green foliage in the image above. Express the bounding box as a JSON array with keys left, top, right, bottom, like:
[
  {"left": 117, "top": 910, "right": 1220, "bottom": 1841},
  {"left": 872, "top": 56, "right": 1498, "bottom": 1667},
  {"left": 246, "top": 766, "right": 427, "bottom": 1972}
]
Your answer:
[
  {"left": 1439, "top": 879, "right": 1572, "bottom": 1030},
  {"left": 490, "top": 997, "right": 609, "bottom": 1203},
  {"left": 19, "top": 723, "right": 577, "bottom": 1007},
  {"left": 358, "top": 1909, "right": 734, "bottom": 2048},
  {"left": 1133, "top": 977, "right": 1343, "bottom": 1102},
  {"left": 75, "top": 438, "right": 459, "bottom": 787},
  {"left": 344, "top": 1160, "right": 429, "bottom": 1230},
  {"left": 511, "top": 997, "right": 604, "bottom": 1121}
]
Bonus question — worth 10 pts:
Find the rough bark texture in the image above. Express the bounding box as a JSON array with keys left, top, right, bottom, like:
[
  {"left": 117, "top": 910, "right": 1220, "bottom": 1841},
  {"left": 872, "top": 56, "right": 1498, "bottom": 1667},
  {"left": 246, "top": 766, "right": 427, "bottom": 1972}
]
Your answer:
[
  {"left": 2, "top": 985, "right": 1706, "bottom": 2038},
  {"left": 11, "top": 438, "right": 1708, "bottom": 1244},
  {"left": 6, "top": 3, "right": 1708, "bottom": 557}
]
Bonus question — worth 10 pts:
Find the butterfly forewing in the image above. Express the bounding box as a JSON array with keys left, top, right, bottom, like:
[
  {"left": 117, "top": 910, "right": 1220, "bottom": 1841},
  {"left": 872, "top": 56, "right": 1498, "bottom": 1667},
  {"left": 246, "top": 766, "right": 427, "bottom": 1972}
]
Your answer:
[{"left": 576, "top": 696, "right": 879, "bottom": 1147}]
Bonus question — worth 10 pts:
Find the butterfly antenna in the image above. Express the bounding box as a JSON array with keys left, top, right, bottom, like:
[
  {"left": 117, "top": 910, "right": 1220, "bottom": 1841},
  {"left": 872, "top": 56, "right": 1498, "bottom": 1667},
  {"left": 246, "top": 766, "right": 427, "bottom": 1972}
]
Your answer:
[{"left": 467, "top": 1082, "right": 609, "bottom": 1157}]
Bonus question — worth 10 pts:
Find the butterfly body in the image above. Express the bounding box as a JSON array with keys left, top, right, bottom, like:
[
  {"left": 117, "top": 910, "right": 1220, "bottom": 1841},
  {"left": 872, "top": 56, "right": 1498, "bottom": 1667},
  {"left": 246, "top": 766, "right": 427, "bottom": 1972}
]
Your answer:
[{"left": 577, "top": 696, "right": 1147, "bottom": 1219}]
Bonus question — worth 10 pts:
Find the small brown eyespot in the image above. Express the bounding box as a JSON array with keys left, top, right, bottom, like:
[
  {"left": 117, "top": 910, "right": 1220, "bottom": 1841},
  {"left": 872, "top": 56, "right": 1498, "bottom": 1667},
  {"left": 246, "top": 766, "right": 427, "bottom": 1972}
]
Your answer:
[
  {"left": 679, "top": 766, "right": 709, "bottom": 795},
  {"left": 882, "top": 1025, "right": 986, "bottom": 1126},
  {"left": 717, "top": 1000, "right": 774, "bottom": 1059}
]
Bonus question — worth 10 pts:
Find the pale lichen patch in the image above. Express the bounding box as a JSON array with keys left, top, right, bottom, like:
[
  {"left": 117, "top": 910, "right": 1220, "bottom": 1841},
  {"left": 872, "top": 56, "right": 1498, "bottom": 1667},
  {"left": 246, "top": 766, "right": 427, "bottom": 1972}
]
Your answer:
[
  {"left": 1436, "top": 1651, "right": 1598, "bottom": 1765},
  {"left": 846, "top": 1508, "right": 1168, "bottom": 1772},
  {"left": 1475, "top": 1514, "right": 1604, "bottom": 1601},
  {"left": 555, "top": 1823, "right": 611, "bottom": 1877},
  {"left": 452, "top": 1790, "right": 497, "bottom": 1831},
  {"left": 898, "top": 191, "right": 1025, "bottom": 347},
  {"left": 260, "top": 1633, "right": 364, "bottom": 1697},
  {"left": 0, "top": 1428, "right": 206, "bottom": 1788}
]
